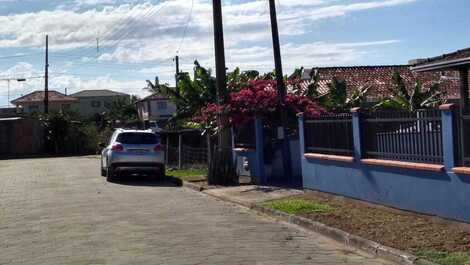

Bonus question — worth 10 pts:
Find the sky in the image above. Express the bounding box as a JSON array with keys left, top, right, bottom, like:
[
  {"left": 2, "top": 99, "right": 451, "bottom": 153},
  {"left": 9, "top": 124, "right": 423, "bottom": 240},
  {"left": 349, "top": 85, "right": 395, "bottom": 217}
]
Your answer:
[{"left": 0, "top": 0, "right": 469, "bottom": 107}]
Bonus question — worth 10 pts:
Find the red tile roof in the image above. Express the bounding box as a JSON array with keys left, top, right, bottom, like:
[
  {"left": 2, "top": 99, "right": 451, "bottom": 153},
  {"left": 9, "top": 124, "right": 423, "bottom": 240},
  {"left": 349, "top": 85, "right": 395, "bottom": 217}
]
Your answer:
[
  {"left": 11, "top": 90, "right": 78, "bottom": 105},
  {"left": 302, "top": 65, "right": 460, "bottom": 101}
]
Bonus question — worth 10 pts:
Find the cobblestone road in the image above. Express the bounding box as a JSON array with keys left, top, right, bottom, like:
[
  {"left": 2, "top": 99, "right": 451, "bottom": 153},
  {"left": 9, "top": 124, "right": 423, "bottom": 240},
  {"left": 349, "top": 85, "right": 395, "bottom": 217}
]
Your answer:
[{"left": 0, "top": 157, "right": 394, "bottom": 265}]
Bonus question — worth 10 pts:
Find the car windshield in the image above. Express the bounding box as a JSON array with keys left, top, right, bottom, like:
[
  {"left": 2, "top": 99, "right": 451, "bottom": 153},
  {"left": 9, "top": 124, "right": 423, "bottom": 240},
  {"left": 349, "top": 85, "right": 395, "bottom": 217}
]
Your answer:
[{"left": 116, "top": 133, "right": 159, "bottom": 145}]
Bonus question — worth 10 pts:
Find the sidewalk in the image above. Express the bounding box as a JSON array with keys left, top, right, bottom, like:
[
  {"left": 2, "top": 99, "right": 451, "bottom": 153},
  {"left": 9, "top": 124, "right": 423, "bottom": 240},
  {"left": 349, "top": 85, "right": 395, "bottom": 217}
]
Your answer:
[
  {"left": 204, "top": 185, "right": 304, "bottom": 207},
  {"left": 178, "top": 181, "right": 440, "bottom": 265}
]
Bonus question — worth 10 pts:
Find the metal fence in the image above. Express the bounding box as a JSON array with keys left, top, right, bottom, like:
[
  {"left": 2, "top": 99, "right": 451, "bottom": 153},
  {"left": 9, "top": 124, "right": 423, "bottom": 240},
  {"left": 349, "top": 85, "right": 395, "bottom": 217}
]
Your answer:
[
  {"left": 233, "top": 120, "right": 256, "bottom": 149},
  {"left": 361, "top": 109, "right": 443, "bottom": 164},
  {"left": 165, "top": 145, "right": 208, "bottom": 169},
  {"left": 454, "top": 111, "right": 470, "bottom": 167},
  {"left": 304, "top": 113, "right": 354, "bottom": 156}
]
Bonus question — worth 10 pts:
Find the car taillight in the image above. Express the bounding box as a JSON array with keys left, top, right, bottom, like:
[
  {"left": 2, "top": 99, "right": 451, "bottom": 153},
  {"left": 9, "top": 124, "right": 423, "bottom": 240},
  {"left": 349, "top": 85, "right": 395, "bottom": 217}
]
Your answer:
[
  {"left": 111, "top": 144, "right": 124, "bottom": 151},
  {"left": 154, "top": 144, "right": 162, "bottom": 152}
]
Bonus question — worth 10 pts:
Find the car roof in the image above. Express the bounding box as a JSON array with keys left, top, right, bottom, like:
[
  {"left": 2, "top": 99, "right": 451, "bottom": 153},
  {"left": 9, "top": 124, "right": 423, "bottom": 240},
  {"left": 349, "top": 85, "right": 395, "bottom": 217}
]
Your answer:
[{"left": 115, "top": 128, "right": 154, "bottom": 134}]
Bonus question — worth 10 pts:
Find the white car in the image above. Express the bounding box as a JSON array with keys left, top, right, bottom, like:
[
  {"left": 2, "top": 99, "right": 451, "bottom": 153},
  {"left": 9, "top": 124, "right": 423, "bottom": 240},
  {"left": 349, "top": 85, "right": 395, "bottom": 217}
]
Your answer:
[{"left": 101, "top": 129, "right": 165, "bottom": 181}]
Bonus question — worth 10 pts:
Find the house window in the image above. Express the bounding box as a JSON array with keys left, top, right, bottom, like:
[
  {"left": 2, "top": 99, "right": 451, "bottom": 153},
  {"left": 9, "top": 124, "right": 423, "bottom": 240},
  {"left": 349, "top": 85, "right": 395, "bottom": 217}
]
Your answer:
[
  {"left": 28, "top": 105, "right": 39, "bottom": 112},
  {"left": 157, "top": 101, "right": 167, "bottom": 110},
  {"left": 91, "top": 101, "right": 101, "bottom": 108}
]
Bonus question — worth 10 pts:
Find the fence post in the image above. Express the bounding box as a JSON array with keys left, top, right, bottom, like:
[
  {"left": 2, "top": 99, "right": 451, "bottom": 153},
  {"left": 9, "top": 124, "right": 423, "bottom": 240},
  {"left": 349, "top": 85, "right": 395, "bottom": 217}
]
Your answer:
[
  {"left": 178, "top": 133, "right": 182, "bottom": 169},
  {"left": 254, "top": 118, "right": 266, "bottom": 185},
  {"left": 351, "top": 108, "right": 362, "bottom": 161},
  {"left": 165, "top": 134, "right": 169, "bottom": 165},
  {"left": 297, "top": 113, "right": 305, "bottom": 157},
  {"left": 206, "top": 134, "right": 212, "bottom": 166},
  {"left": 440, "top": 104, "right": 456, "bottom": 170}
]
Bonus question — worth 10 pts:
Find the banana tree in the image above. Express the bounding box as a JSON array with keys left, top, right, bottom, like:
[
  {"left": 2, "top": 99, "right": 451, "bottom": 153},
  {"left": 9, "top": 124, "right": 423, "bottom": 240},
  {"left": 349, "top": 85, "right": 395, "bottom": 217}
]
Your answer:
[
  {"left": 308, "top": 76, "right": 370, "bottom": 112},
  {"left": 374, "top": 72, "right": 446, "bottom": 111}
]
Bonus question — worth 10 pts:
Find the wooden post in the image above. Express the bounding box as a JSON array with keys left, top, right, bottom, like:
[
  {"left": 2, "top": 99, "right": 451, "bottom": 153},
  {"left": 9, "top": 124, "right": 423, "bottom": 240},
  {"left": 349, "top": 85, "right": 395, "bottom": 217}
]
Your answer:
[
  {"left": 165, "top": 134, "right": 169, "bottom": 165},
  {"left": 206, "top": 134, "right": 211, "bottom": 166},
  {"left": 44, "top": 35, "right": 49, "bottom": 114},
  {"left": 178, "top": 133, "right": 183, "bottom": 169},
  {"left": 268, "top": 0, "right": 292, "bottom": 183}
]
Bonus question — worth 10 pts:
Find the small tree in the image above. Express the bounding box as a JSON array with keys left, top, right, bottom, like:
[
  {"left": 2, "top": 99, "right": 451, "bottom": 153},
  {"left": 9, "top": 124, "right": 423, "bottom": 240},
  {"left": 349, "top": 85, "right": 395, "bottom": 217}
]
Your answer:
[
  {"left": 197, "top": 80, "right": 325, "bottom": 131},
  {"left": 375, "top": 72, "right": 446, "bottom": 111}
]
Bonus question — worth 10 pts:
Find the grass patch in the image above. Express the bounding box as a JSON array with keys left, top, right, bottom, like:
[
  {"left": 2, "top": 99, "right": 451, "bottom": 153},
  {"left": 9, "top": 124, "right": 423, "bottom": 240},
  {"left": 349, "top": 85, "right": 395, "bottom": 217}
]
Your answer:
[
  {"left": 166, "top": 168, "right": 207, "bottom": 180},
  {"left": 415, "top": 249, "right": 470, "bottom": 265},
  {"left": 262, "top": 198, "right": 334, "bottom": 215}
]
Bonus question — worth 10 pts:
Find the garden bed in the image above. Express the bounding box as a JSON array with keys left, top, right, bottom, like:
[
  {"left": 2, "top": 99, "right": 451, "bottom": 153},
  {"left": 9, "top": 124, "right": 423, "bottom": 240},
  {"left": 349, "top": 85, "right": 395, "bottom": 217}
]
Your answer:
[{"left": 262, "top": 191, "right": 470, "bottom": 265}]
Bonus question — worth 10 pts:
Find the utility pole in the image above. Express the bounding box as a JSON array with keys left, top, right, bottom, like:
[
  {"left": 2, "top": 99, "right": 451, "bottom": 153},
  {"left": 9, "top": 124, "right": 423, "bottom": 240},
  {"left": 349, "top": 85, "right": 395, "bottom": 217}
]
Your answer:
[
  {"left": 7, "top": 80, "right": 10, "bottom": 107},
  {"left": 174, "top": 55, "right": 180, "bottom": 93},
  {"left": 44, "top": 34, "right": 49, "bottom": 114},
  {"left": 175, "top": 55, "right": 180, "bottom": 84},
  {"left": 268, "top": 0, "right": 293, "bottom": 184},
  {"left": 209, "top": 0, "right": 236, "bottom": 185}
]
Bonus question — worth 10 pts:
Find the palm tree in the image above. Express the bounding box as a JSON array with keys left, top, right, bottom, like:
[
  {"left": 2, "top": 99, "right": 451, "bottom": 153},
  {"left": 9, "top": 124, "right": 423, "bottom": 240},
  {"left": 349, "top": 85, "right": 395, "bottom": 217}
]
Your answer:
[{"left": 375, "top": 72, "right": 446, "bottom": 111}]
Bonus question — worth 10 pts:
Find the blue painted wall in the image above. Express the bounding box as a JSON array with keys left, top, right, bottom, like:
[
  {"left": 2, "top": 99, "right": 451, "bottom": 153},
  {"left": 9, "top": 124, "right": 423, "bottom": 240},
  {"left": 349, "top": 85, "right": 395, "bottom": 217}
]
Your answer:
[{"left": 299, "top": 109, "right": 470, "bottom": 223}]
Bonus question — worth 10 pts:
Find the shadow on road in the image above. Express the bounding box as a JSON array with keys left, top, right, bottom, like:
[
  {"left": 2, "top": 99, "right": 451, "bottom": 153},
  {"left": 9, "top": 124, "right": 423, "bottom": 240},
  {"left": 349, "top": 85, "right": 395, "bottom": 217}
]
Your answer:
[{"left": 108, "top": 173, "right": 181, "bottom": 188}]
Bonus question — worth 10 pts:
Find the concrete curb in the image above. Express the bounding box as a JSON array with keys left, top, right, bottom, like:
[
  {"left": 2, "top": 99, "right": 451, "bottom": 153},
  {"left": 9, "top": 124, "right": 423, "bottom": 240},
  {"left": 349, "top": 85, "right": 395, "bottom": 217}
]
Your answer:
[
  {"left": 164, "top": 176, "right": 206, "bottom": 192},
  {"left": 181, "top": 182, "right": 439, "bottom": 265}
]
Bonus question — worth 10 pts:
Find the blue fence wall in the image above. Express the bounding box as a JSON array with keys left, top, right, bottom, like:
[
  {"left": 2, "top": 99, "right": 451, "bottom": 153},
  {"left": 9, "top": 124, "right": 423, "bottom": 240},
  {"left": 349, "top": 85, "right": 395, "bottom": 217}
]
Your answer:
[{"left": 299, "top": 106, "right": 470, "bottom": 223}]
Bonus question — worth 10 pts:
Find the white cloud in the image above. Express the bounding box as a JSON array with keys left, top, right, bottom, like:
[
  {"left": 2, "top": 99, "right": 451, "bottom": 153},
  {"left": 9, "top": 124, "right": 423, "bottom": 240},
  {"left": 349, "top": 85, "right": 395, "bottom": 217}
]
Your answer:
[{"left": 0, "top": 0, "right": 415, "bottom": 101}]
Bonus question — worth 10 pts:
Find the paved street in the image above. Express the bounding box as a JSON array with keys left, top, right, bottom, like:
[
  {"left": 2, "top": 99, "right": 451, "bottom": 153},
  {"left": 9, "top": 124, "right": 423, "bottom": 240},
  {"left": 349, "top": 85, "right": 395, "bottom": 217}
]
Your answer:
[{"left": 0, "top": 157, "right": 393, "bottom": 265}]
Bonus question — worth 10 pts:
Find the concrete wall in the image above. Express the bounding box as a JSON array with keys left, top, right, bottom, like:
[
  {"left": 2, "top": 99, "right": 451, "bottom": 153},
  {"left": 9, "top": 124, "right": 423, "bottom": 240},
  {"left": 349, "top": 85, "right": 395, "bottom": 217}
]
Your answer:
[
  {"left": 0, "top": 118, "right": 44, "bottom": 156},
  {"left": 299, "top": 108, "right": 470, "bottom": 223}
]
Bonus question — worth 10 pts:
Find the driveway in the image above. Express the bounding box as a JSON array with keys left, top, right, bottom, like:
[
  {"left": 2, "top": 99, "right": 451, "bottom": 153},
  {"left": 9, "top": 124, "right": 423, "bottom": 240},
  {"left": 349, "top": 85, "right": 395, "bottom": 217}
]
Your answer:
[{"left": 0, "top": 157, "right": 394, "bottom": 265}]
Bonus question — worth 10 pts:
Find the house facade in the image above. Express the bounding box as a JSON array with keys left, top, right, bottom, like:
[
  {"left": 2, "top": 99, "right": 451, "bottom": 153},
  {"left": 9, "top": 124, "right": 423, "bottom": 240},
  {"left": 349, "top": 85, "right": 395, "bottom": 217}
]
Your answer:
[
  {"left": 136, "top": 93, "right": 177, "bottom": 126},
  {"left": 69, "top": 89, "right": 130, "bottom": 118},
  {"left": 11, "top": 91, "right": 78, "bottom": 114}
]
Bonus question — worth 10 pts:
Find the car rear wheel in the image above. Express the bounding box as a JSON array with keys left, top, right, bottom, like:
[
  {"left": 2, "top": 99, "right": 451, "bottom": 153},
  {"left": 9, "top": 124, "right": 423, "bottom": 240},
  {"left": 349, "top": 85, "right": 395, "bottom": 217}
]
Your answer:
[
  {"left": 106, "top": 166, "right": 115, "bottom": 182},
  {"left": 152, "top": 165, "right": 165, "bottom": 180}
]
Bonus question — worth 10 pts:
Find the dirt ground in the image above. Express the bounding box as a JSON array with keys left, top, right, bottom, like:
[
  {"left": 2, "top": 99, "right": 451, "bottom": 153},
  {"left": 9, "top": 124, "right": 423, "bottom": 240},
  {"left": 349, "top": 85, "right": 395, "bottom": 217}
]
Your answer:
[{"left": 297, "top": 191, "right": 470, "bottom": 253}]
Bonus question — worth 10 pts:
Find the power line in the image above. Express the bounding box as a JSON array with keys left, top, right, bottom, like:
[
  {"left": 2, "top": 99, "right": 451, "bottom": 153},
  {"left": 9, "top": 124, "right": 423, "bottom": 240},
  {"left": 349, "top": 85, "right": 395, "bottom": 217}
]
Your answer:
[
  {"left": 105, "top": 1, "right": 170, "bottom": 50},
  {"left": 0, "top": 52, "right": 43, "bottom": 61},
  {"left": 176, "top": 0, "right": 194, "bottom": 54}
]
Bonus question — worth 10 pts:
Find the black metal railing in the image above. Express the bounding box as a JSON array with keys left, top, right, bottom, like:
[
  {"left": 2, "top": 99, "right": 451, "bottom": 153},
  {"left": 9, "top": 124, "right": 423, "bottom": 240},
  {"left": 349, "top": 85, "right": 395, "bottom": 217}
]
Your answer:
[
  {"left": 233, "top": 120, "right": 256, "bottom": 149},
  {"left": 454, "top": 111, "right": 470, "bottom": 167},
  {"left": 304, "top": 113, "right": 354, "bottom": 156},
  {"left": 361, "top": 109, "right": 443, "bottom": 164}
]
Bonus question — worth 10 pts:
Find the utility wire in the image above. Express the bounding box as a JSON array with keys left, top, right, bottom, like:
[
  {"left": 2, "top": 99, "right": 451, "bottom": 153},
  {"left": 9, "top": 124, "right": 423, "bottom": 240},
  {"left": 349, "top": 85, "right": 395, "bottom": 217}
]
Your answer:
[
  {"left": 105, "top": 1, "right": 169, "bottom": 50},
  {"left": 176, "top": 0, "right": 194, "bottom": 54}
]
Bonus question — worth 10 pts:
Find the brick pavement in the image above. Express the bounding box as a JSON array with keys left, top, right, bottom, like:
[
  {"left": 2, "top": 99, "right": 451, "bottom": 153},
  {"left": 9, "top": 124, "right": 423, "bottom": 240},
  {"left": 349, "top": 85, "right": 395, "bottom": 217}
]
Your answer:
[{"left": 0, "top": 157, "right": 394, "bottom": 265}]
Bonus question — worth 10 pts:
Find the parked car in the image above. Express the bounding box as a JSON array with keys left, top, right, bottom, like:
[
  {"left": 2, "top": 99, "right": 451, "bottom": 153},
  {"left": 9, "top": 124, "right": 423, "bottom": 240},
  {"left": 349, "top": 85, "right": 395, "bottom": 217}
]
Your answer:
[{"left": 101, "top": 129, "right": 165, "bottom": 181}]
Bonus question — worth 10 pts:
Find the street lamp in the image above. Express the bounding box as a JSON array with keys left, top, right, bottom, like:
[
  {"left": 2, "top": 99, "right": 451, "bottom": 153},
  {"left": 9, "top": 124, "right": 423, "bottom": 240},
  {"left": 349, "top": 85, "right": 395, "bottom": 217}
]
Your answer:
[{"left": 2, "top": 78, "right": 27, "bottom": 107}]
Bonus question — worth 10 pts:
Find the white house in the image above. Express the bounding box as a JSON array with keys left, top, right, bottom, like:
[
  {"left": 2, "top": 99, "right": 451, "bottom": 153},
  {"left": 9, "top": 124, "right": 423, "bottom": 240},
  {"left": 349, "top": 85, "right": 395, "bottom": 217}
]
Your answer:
[{"left": 136, "top": 93, "right": 177, "bottom": 126}]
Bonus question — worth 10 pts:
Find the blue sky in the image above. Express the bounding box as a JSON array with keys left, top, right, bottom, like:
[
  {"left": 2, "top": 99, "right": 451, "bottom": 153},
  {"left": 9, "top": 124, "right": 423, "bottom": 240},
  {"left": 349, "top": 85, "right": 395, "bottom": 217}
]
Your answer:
[{"left": 0, "top": 0, "right": 469, "bottom": 107}]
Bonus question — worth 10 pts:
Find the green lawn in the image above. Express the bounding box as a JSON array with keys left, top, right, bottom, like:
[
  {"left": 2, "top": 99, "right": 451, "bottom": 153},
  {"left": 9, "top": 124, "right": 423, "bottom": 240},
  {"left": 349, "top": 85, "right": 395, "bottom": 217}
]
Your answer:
[
  {"left": 414, "top": 249, "right": 470, "bottom": 265},
  {"left": 166, "top": 168, "right": 208, "bottom": 181},
  {"left": 261, "top": 198, "right": 335, "bottom": 215}
]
